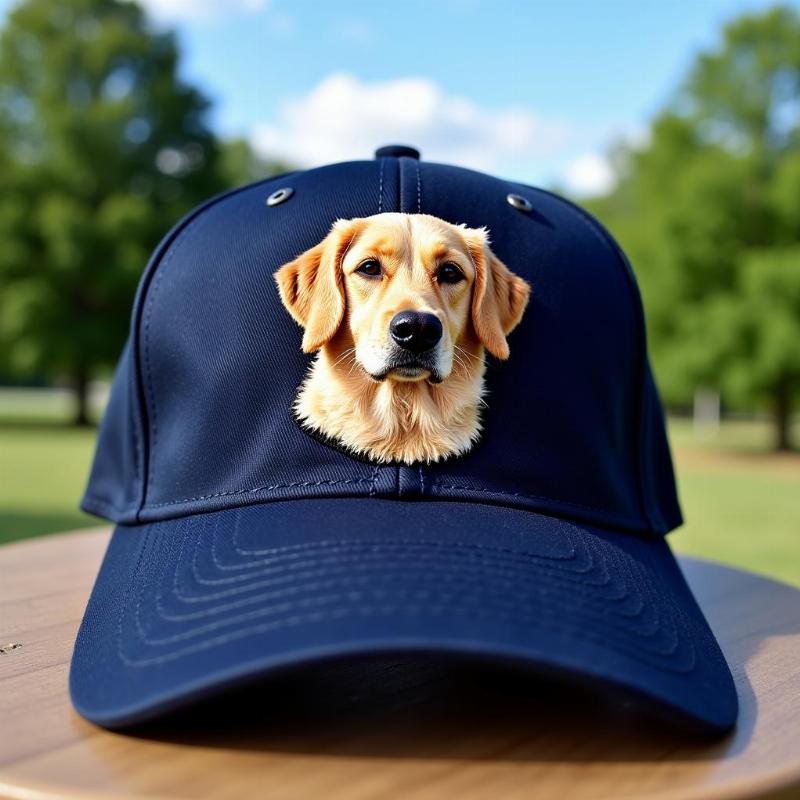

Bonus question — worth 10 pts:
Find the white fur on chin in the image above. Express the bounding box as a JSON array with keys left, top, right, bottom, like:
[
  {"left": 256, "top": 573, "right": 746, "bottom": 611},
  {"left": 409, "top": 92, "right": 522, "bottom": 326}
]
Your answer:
[{"left": 293, "top": 347, "right": 487, "bottom": 464}]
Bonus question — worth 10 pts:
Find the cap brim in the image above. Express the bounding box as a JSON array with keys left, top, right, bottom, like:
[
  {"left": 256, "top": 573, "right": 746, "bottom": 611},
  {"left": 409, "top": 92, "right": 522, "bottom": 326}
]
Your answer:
[{"left": 70, "top": 499, "right": 737, "bottom": 733}]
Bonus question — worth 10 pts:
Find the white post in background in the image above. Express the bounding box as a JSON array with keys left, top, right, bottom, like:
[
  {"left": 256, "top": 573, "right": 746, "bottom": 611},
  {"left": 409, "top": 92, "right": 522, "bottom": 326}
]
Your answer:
[{"left": 693, "top": 387, "right": 721, "bottom": 437}]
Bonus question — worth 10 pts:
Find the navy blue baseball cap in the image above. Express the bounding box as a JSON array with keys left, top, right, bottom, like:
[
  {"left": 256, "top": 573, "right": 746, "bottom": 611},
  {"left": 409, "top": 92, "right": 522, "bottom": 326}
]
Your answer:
[{"left": 70, "top": 144, "right": 738, "bottom": 733}]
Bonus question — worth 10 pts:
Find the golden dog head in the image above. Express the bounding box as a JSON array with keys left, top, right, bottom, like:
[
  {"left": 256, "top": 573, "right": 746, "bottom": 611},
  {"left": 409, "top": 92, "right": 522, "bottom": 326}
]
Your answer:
[{"left": 275, "top": 213, "right": 530, "bottom": 385}]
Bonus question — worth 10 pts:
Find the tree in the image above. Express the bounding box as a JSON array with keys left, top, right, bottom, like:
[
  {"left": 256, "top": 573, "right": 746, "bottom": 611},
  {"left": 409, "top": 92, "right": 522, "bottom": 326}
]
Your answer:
[
  {"left": 0, "top": 0, "right": 227, "bottom": 424},
  {"left": 587, "top": 5, "right": 800, "bottom": 450}
]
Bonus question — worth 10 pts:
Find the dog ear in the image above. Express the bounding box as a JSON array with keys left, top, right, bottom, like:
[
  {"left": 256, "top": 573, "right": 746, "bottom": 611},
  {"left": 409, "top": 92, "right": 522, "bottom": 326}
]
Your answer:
[
  {"left": 467, "top": 230, "right": 530, "bottom": 360},
  {"left": 274, "top": 218, "right": 365, "bottom": 353}
]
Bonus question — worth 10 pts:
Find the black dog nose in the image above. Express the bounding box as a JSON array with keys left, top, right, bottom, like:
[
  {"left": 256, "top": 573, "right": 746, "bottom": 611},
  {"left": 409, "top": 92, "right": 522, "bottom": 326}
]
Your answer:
[{"left": 390, "top": 311, "right": 443, "bottom": 353}]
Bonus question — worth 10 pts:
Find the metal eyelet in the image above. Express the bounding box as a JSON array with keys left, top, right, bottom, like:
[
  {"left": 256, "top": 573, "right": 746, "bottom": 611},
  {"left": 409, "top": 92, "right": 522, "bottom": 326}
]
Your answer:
[
  {"left": 506, "top": 193, "right": 532, "bottom": 213},
  {"left": 266, "top": 187, "right": 294, "bottom": 207}
]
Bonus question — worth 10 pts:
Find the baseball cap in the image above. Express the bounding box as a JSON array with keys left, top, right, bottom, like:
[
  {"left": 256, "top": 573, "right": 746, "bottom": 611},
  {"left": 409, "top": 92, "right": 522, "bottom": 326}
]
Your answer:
[{"left": 70, "top": 144, "right": 738, "bottom": 734}]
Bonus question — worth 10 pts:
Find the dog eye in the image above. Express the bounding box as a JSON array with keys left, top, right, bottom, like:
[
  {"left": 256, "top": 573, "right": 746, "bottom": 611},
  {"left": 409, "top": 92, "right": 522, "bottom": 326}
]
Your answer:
[
  {"left": 436, "top": 262, "right": 465, "bottom": 284},
  {"left": 355, "top": 259, "right": 382, "bottom": 278}
]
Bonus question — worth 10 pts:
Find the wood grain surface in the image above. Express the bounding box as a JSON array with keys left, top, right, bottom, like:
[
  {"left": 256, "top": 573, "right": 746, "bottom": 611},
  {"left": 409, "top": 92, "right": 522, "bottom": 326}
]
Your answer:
[{"left": 1, "top": 528, "right": 799, "bottom": 800}]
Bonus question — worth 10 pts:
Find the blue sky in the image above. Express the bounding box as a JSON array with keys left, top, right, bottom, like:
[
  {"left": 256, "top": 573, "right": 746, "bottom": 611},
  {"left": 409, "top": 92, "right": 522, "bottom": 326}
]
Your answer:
[{"left": 3, "top": 0, "right": 796, "bottom": 193}]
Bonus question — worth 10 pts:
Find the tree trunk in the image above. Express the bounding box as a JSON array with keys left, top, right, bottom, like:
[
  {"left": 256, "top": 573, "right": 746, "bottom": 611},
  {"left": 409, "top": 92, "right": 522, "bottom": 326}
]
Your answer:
[
  {"left": 73, "top": 366, "right": 91, "bottom": 427},
  {"left": 772, "top": 377, "right": 793, "bottom": 452}
]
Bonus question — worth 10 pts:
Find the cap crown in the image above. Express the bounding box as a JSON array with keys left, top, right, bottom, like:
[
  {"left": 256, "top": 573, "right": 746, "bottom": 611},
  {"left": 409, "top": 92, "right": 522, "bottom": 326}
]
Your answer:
[{"left": 83, "top": 155, "right": 681, "bottom": 535}]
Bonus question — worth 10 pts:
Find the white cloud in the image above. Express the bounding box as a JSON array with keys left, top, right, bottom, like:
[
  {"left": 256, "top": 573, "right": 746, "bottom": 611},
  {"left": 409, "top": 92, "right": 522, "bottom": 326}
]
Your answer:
[
  {"left": 249, "top": 73, "right": 569, "bottom": 175},
  {"left": 136, "top": 0, "right": 269, "bottom": 24},
  {"left": 562, "top": 153, "right": 615, "bottom": 197}
]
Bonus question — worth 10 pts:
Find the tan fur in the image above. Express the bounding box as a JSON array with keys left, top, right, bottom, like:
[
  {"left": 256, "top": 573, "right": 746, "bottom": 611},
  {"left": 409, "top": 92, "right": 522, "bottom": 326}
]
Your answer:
[{"left": 275, "top": 213, "right": 529, "bottom": 464}]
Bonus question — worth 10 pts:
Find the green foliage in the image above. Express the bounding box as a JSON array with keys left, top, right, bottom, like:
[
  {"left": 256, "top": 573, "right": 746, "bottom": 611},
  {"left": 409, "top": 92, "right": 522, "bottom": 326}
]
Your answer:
[
  {"left": 0, "top": 0, "right": 227, "bottom": 421},
  {"left": 587, "top": 5, "right": 800, "bottom": 449}
]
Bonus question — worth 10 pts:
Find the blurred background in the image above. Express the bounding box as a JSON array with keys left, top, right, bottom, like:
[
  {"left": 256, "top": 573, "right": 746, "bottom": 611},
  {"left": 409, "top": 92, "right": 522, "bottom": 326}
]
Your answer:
[{"left": 0, "top": 0, "right": 797, "bottom": 583}]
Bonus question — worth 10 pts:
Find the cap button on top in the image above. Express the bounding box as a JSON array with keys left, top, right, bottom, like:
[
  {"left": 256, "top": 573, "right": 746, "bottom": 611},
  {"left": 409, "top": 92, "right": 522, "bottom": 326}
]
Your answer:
[{"left": 374, "top": 144, "right": 420, "bottom": 160}]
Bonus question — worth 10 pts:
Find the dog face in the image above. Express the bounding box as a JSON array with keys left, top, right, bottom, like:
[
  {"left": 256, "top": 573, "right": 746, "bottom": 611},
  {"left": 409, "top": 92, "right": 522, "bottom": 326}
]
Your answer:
[{"left": 275, "top": 213, "right": 529, "bottom": 385}]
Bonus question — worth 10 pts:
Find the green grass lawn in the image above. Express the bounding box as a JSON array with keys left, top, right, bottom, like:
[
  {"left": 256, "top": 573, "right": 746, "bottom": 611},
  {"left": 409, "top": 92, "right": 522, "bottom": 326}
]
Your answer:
[
  {"left": 0, "top": 388, "right": 103, "bottom": 540},
  {"left": 668, "top": 417, "right": 800, "bottom": 585},
  {"left": 0, "top": 423, "right": 100, "bottom": 540},
  {"left": 0, "top": 391, "right": 798, "bottom": 585}
]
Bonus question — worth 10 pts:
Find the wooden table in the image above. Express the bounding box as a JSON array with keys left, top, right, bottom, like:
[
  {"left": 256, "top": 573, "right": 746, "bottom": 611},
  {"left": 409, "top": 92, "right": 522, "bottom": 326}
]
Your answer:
[{"left": 1, "top": 528, "right": 800, "bottom": 800}]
